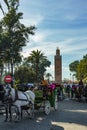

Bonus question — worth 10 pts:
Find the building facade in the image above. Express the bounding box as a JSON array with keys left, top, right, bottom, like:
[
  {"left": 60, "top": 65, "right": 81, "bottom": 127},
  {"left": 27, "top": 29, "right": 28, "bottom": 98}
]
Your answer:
[{"left": 54, "top": 48, "right": 62, "bottom": 83}]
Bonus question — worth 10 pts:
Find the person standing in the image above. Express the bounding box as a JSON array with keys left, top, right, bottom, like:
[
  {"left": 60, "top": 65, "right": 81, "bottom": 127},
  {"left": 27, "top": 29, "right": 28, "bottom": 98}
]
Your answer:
[
  {"left": 79, "top": 79, "right": 84, "bottom": 88},
  {"left": 78, "top": 79, "right": 84, "bottom": 100}
]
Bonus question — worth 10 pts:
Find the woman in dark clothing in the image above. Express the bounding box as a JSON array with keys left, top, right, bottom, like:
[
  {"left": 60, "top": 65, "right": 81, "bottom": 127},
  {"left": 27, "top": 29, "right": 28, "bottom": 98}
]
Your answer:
[
  {"left": 78, "top": 79, "right": 84, "bottom": 101},
  {"left": 79, "top": 79, "right": 84, "bottom": 88}
]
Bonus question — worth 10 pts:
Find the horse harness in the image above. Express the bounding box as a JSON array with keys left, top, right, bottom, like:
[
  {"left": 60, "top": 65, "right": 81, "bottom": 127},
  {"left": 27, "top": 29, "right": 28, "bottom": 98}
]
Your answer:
[
  {"left": 14, "top": 89, "right": 30, "bottom": 103},
  {"left": 6, "top": 88, "right": 32, "bottom": 105}
]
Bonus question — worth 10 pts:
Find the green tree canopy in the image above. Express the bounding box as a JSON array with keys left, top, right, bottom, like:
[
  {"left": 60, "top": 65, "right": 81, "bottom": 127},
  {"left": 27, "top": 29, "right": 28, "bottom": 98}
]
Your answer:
[
  {"left": 69, "top": 54, "right": 87, "bottom": 81},
  {"left": 77, "top": 55, "right": 87, "bottom": 80},
  {"left": 0, "top": 0, "right": 35, "bottom": 83},
  {"left": 14, "top": 65, "right": 36, "bottom": 84},
  {"left": 26, "top": 49, "right": 51, "bottom": 82},
  {"left": 14, "top": 50, "right": 51, "bottom": 84},
  {"left": 45, "top": 72, "right": 52, "bottom": 82},
  {"left": 69, "top": 60, "right": 79, "bottom": 73}
]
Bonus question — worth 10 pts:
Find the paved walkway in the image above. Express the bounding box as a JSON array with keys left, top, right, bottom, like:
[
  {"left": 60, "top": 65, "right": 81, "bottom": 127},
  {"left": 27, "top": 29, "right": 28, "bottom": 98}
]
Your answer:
[
  {"left": 55, "top": 99, "right": 87, "bottom": 130},
  {"left": 0, "top": 99, "right": 87, "bottom": 130}
]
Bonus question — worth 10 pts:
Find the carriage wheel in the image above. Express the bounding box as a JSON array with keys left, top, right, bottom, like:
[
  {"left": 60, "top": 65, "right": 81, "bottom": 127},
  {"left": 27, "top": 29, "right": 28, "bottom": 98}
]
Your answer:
[
  {"left": 54, "top": 95, "right": 58, "bottom": 110},
  {"left": 44, "top": 100, "right": 51, "bottom": 115}
]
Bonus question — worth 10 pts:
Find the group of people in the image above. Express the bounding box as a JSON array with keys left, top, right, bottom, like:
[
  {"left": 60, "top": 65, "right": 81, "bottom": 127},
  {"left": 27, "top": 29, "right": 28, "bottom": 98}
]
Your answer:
[{"left": 64, "top": 79, "right": 87, "bottom": 101}]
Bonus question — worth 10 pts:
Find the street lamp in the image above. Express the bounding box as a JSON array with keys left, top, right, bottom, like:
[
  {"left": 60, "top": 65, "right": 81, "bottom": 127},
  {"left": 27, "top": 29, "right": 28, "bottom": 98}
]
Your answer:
[
  {"left": 0, "top": 48, "right": 5, "bottom": 83},
  {"left": 70, "top": 73, "right": 72, "bottom": 82},
  {"left": 10, "top": 43, "right": 14, "bottom": 87}
]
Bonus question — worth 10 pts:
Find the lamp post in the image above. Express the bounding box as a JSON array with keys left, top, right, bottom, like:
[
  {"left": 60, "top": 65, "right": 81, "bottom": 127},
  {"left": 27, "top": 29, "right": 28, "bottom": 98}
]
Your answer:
[
  {"left": 11, "top": 56, "right": 14, "bottom": 87},
  {"left": 72, "top": 74, "right": 74, "bottom": 83},
  {"left": 70, "top": 73, "right": 71, "bottom": 83},
  {"left": 10, "top": 43, "right": 14, "bottom": 87},
  {"left": 0, "top": 48, "right": 5, "bottom": 83}
]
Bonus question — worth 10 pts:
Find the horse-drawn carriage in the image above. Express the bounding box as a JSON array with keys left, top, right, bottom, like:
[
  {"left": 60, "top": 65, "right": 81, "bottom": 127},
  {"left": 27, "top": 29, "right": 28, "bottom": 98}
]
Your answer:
[
  {"left": 0, "top": 82, "right": 58, "bottom": 122},
  {"left": 34, "top": 83, "right": 58, "bottom": 115},
  {"left": 17, "top": 82, "right": 58, "bottom": 115}
]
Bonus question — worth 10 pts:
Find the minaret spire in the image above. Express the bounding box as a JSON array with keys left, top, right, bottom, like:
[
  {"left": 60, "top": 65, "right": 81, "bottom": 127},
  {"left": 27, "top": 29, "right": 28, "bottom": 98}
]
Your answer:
[{"left": 54, "top": 48, "right": 62, "bottom": 83}]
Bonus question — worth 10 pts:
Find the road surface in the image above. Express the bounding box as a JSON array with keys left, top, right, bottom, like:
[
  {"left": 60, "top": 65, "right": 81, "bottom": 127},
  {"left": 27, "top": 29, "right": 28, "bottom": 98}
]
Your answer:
[{"left": 0, "top": 99, "right": 87, "bottom": 130}]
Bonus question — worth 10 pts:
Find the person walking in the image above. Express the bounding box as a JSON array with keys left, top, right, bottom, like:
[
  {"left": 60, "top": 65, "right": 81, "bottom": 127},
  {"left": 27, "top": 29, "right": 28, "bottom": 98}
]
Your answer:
[{"left": 78, "top": 79, "right": 84, "bottom": 101}]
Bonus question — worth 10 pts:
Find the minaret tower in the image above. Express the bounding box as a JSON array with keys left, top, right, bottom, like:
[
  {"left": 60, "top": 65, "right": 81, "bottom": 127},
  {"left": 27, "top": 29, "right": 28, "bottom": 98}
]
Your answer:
[{"left": 54, "top": 47, "right": 62, "bottom": 83}]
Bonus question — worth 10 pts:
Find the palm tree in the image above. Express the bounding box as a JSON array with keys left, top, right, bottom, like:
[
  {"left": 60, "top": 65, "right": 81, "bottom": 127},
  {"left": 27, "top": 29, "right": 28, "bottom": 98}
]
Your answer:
[
  {"left": 45, "top": 73, "right": 52, "bottom": 83},
  {"left": 27, "top": 49, "right": 51, "bottom": 83}
]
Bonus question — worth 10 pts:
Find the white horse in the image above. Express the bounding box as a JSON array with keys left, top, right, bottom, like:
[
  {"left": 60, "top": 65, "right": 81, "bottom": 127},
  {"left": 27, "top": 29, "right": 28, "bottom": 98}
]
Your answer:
[{"left": 4, "top": 84, "right": 35, "bottom": 121}]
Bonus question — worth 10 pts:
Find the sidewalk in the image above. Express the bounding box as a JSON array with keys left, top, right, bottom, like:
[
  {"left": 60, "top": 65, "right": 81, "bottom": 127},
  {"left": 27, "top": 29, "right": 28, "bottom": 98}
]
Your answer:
[{"left": 56, "top": 99, "right": 87, "bottom": 130}]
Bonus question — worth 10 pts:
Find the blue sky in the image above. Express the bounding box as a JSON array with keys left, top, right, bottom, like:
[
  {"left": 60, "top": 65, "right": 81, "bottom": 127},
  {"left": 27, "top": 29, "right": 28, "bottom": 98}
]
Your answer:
[{"left": 0, "top": 0, "right": 87, "bottom": 80}]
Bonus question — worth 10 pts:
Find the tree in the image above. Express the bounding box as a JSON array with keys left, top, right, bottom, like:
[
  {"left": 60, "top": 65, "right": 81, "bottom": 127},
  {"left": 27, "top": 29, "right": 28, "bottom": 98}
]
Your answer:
[
  {"left": 77, "top": 55, "right": 87, "bottom": 80},
  {"left": 45, "top": 73, "right": 52, "bottom": 82},
  {"left": 14, "top": 65, "right": 36, "bottom": 84},
  {"left": 26, "top": 49, "right": 51, "bottom": 82},
  {"left": 69, "top": 54, "right": 87, "bottom": 81},
  {"left": 69, "top": 60, "right": 79, "bottom": 73},
  {"left": 83, "top": 54, "right": 87, "bottom": 60},
  {"left": 0, "top": 0, "right": 35, "bottom": 84}
]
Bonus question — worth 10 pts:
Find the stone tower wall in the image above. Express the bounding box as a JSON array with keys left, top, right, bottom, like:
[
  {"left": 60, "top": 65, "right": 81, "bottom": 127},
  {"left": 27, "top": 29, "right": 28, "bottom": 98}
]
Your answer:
[{"left": 54, "top": 48, "right": 62, "bottom": 83}]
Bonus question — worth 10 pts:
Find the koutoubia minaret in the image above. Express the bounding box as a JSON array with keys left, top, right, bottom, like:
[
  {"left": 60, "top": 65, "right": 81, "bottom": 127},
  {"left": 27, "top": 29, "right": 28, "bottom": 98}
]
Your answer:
[{"left": 54, "top": 47, "right": 62, "bottom": 83}]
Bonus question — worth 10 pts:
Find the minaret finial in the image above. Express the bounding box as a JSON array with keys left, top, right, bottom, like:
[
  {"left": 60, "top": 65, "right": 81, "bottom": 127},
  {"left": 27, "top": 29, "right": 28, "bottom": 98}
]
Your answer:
[{"left": 56, "top": 47, "right": 60, "bottom": 55}]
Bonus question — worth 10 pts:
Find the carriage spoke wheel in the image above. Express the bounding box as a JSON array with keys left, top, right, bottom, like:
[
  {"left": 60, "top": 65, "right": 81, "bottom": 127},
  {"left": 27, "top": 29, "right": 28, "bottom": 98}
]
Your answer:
[
  {"left": 44, "top": 100, "right": 51, "bottom": 115},
  {"left": 54, "top": 95, "right": 58, "bottom": 110}
]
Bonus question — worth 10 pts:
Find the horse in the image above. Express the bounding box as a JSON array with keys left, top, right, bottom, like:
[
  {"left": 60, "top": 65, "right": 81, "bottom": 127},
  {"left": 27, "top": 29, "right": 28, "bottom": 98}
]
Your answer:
[{"left": 4, "top": 84, "right": 35, "bottom": 121}]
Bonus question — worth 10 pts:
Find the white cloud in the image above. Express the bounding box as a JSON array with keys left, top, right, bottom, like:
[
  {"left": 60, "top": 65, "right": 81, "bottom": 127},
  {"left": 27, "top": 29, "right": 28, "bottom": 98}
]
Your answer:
[
  {"left": 31, "top": 33, "right": 45, "bottom": 43},
  {"left": 22, "top": 32, "right": 87, "bottom": 58},
  {"left": 1, "top": 0, "right": 87, "bottom": 81},
  {"left": 21, "top": 15, "right": 44, "bottom": 26}
]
